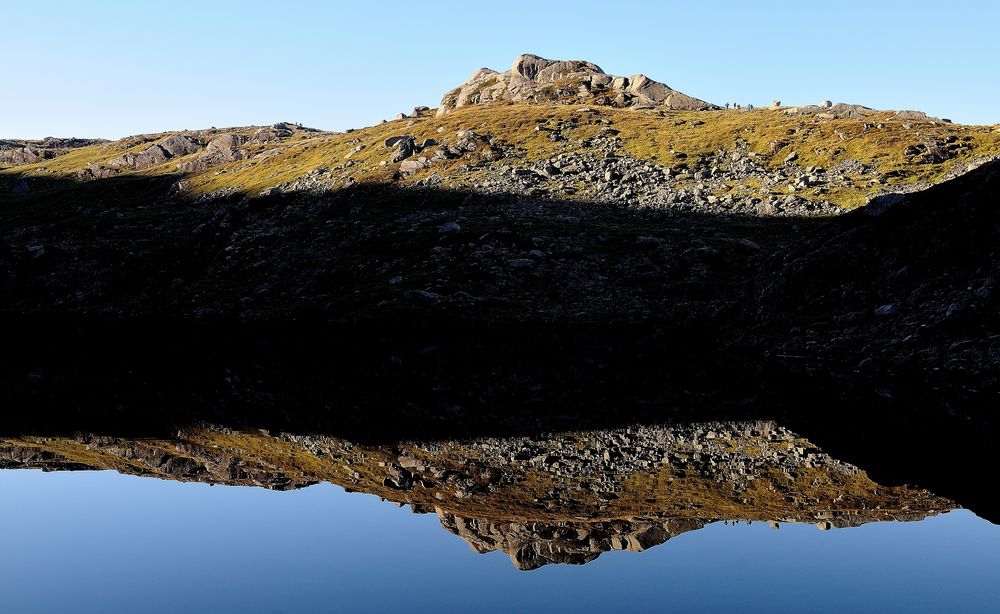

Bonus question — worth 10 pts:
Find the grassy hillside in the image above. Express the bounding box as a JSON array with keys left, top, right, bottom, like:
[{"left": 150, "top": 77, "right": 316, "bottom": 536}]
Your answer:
[{"left": 4, "top": 104, "right": 998, "bottom": 209}]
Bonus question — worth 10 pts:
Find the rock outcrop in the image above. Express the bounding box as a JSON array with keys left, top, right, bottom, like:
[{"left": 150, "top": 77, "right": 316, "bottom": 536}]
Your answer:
[
  {"left": 437, "top": 53, "right": 718, "bottom": 116},
  {"left": 0, "top": 137, "right": 105, "bottom": 168},
  {"left": 72, "top": 123, "right": 320, "bottom": 177},
  {"left": 781, "top": 102, "right": 944, "bottom": 122},
  {"left": 175, "top": 133, "right": 250, "bottom": 172}
]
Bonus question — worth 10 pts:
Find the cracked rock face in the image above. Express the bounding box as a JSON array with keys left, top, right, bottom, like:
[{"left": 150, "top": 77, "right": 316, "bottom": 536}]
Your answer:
[{"left": 437, "top": 53, "right": 718, "bottom": 116}]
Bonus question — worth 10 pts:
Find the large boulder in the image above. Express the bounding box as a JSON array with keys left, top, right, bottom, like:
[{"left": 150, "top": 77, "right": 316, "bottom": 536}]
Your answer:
[
  {"left": 137, "top": 144, "right": 170, "bottom": 167},
  {"left": 177, "top": 133, "right": 249, "bottom": 173},
  {"left": 389, "top": 137, "right": 417, "bottom": 163},
  {"left": 107, "top": 143, "right": 171, "bottom": 171},
  {"left": 159, "top": 135, "right": 201, "bottom": 158},
  {"left": 205, "top": 133, "right": 245, "bottom": 158},
  {"left": 511, "top": 54, "right": 604, "bottom": 83},
  {"left": 0, "top": 147, "right": 41, "bottom": 166},
  {"left": 626, "top": 75, "right": 665, "bottom": 96}
]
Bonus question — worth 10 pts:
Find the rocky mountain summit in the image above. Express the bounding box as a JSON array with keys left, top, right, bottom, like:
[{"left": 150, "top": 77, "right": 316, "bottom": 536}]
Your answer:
[{"left": 437, "top": 53, "right": 717, "bottom": 116}]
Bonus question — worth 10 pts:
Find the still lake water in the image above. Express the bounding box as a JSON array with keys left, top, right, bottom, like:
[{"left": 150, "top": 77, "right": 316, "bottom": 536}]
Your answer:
[{"left": 2, "top": 467, "right": 998, "bottom": 614}]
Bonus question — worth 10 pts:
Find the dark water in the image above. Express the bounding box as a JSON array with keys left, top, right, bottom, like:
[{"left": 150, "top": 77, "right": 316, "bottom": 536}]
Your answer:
[{"left": 1, "top": 421, "right": 998, "bottom": 613}]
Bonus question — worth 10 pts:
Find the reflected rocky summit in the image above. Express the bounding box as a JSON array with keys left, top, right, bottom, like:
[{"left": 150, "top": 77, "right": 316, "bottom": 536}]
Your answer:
[{"left": 1, "top": 421, "right": 955, "bottom": 570}]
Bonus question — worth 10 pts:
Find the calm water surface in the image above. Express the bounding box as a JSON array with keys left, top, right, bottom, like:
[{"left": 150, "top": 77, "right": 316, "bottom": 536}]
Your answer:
[{"left": 1, "top": 468, "right": 998, "bottom": 614}]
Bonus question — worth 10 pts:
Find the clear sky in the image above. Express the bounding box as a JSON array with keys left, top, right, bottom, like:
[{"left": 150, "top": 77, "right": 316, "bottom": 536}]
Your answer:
[{"left": 6, "top": 0, "right": 1000, "bottom": 139}]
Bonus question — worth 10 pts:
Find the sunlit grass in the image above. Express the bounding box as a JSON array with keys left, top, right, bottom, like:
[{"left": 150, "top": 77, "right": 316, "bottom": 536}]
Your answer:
[{"left": 4, "top": 104, "right": 998, "bottom": 210}]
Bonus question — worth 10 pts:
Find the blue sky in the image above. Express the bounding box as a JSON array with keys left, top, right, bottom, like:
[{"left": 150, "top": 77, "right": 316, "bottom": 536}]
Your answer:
[{"left": 6, "top": 0, "right": 1000, "bottom": 139}]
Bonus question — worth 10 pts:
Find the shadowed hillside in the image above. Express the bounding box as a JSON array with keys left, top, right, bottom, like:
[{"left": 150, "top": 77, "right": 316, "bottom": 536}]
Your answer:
[{"left": 1, "top": 163, "right": 998, "bottom": 437}]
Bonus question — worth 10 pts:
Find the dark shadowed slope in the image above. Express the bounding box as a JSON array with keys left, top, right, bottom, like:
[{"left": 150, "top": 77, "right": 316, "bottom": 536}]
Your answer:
[
  {"left": 751, "top": 159, "right": 1000, "bottom": 418},
  {"left": 0, "top": 163, "right": 997, "bottom": 437}
]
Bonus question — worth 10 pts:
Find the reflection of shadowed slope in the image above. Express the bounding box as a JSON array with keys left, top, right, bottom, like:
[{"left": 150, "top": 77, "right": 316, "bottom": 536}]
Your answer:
[{"left": 0, "top": 421, "right": 956, "bottom": 570}]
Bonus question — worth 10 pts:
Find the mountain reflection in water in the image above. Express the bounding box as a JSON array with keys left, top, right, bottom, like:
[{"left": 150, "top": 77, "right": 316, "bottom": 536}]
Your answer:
[{"left": 0, "top": 421, "right": 958, "bottom": 570}]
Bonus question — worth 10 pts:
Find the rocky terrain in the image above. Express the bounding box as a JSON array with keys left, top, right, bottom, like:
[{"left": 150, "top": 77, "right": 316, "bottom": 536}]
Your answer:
[
  {"left": 749, "top": 160, "right": 1000, "bottom": 413},
  {"left": 4, "top": 104, "right": 995, "bottom": 216},
  {"left": 0, "top": 136, "right": 105, "bottom": 168},
  {"left": 3, "top": 55, "right": 998, "bottom": 217},
  {"left": 437, "top": 54, "right": 718, "bottom": 115},
  {"left": 0, "top": 53, "right": 998, "bottom": 447},
  {"left": 0, "top": 421, "right": 955, "bottom": 570}
]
